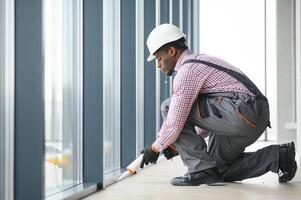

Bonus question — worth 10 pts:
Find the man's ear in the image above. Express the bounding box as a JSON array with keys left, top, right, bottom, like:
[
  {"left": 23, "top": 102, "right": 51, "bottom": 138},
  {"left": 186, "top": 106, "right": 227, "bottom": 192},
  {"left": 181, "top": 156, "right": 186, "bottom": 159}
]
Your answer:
[{"left": 168, "top": 47, "right": 177, "bottom": 57}]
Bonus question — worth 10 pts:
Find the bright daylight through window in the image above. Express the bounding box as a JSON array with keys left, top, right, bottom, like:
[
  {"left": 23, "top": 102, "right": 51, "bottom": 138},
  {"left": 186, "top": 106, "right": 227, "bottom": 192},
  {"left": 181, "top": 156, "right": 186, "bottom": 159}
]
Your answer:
[{"left": 44, "top": 0, "right": 83, "bottom": 196}]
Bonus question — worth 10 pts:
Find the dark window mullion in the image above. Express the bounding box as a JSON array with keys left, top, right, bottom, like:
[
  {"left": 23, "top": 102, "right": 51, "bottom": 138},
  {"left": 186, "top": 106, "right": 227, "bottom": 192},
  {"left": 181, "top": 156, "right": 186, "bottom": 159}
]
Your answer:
[
  {"left": 121, "top": 0, "right": 136, "bottom": 168},
  {"left": 15, "top": 0, "right": 44, "bottom": 199},
  {"left": 83, "top": 0, "right": 103, "bottom": 188}
]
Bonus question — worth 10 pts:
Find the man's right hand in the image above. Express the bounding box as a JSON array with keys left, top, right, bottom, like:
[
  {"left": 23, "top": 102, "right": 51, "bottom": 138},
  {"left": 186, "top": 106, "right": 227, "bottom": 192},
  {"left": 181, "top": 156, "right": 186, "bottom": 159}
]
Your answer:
[{"left": 162, "top": 146, "right": 179, "bottom": 160}]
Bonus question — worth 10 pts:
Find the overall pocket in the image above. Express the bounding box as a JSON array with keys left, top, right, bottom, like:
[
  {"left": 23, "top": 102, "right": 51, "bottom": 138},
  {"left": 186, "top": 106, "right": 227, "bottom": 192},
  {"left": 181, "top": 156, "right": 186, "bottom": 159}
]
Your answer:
[{"left": 236, "top": 102, "right": 257, "bottom": 128}]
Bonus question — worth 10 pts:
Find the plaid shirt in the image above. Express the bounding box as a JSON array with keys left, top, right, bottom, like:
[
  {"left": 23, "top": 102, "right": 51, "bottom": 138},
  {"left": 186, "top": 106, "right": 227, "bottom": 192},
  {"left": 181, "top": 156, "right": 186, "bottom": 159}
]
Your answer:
[{"left": 152, "top": 49, "right": 254, "bottom": 152}]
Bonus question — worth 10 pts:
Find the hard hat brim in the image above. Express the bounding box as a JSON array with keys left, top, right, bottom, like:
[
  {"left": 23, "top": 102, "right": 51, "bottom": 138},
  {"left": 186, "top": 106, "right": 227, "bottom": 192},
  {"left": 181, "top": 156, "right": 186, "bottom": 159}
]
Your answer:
[{"left": 147, "top": 54, "right": 155, "bottom": 62}]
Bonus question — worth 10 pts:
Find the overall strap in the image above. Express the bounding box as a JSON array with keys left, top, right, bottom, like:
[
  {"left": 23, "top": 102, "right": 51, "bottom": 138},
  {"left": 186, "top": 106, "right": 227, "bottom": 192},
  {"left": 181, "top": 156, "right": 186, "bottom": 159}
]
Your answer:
[{"left": 183, "top": 59, "right": 267, "bottom": 102}]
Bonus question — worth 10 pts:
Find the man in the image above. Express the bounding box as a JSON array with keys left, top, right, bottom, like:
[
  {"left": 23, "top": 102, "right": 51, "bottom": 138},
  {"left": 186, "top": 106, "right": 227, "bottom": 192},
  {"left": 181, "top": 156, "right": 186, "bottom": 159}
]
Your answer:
[{"left": 140, "top": 24, "right": 297, "bottom": 186}]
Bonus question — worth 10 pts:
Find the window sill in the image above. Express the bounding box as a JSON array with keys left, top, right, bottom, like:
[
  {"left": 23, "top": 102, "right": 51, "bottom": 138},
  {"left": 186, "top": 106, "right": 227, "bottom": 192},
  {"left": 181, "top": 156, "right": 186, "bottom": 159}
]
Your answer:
[{"left": 46, "top": 183, "right": 102, "bottom": 200}]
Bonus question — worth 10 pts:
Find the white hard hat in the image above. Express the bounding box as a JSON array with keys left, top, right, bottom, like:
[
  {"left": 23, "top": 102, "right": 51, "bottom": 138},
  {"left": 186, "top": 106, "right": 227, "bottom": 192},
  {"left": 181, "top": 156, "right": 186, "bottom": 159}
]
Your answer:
[{"left": 146, "top": 24, "right": 186, "bottom": 61}]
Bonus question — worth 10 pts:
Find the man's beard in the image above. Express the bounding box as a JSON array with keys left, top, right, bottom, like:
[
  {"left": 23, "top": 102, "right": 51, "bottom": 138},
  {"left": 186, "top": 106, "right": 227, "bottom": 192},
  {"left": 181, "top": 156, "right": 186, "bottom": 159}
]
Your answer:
[{"left": 166, "top": 69, "right": 174, "bottom": 76}]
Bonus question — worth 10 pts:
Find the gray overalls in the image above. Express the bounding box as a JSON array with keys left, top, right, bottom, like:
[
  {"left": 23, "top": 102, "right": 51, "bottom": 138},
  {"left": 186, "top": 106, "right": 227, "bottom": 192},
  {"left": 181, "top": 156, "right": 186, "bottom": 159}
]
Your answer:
[{"left": 161, "top": 59, "right": 279, "bottom": 181}]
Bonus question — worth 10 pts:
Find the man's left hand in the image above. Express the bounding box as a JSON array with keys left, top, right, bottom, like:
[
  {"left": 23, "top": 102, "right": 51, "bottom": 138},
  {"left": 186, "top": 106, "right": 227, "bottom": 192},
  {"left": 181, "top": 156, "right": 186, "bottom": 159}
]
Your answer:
[
  {"left": 140, "top": 146, "right": 159, "bottom": 168},
  {"left": 162, "top": 146, "right": 179, "bottom": 160}
]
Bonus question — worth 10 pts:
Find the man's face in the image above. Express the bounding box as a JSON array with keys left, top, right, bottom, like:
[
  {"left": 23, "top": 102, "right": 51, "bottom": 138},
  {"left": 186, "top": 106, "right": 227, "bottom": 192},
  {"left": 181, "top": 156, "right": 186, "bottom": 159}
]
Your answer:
[{"left": 154, "top": 47, "right": 177, "bottom": 76}]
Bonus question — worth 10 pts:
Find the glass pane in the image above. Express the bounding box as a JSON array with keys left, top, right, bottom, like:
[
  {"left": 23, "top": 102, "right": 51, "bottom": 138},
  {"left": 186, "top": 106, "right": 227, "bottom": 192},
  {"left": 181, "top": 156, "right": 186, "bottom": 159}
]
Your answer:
[
  {"left": 0, "top": 0, "right": 14, "bottom": 199},
  {"left": 0, "top": 0, "right": 5, "bottom": 198},
  {"left": 103, "top": 0, "right": 121, "bottom": 186},
  {"left": 44, "top": 0, "right": 83, "bottom": 196}
]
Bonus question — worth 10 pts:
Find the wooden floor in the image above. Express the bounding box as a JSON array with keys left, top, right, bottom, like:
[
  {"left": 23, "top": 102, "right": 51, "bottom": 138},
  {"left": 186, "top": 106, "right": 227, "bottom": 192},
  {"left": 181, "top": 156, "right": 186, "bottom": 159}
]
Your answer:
[{"left": 84, "top": 142, "right": 301, "bottom": 200}]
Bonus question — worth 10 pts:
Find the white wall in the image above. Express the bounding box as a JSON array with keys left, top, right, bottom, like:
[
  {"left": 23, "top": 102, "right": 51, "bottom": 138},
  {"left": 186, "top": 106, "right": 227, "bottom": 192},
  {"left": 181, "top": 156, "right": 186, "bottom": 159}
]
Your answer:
[
  {"left": 266, "top": 0, "right": 296, "bottom": 143},
  {"left": 266, "top": 0, "right": 277, "bottom": 141},
  {"left": 199, "top": 0, "right": 266, "bottom": 140},
  {"left": 267, "top": 0, "right": 300, "bottom": 182},
  {"left": 199, "top": 0, "right": 297, "bottom": 144},
  {"left": 199, "top": 0, "right": 266, "bottom": 95}
]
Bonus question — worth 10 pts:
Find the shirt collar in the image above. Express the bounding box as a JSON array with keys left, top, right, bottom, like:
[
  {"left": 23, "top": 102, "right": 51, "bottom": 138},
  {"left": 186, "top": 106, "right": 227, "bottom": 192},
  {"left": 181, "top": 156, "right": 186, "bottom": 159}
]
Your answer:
[{"left": 174, "top": 49, "right": 193, "bottom": 72}]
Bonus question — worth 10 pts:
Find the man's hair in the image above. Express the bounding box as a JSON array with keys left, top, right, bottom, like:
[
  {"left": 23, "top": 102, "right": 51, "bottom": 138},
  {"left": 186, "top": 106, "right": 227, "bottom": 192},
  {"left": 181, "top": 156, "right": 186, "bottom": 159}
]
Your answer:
[{"left": 156, "top": 37, "right": 188, "bottom": 53}]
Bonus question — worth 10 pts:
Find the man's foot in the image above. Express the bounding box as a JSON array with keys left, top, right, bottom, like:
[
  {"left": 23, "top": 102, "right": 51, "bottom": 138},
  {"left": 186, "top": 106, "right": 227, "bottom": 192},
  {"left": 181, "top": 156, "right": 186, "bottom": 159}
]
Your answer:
[
  {"left": 278, "top": 142, "right": 297, "bottom": 183},
  {"left": 171, "top": 168, "right": 222, "bottom": 186}
]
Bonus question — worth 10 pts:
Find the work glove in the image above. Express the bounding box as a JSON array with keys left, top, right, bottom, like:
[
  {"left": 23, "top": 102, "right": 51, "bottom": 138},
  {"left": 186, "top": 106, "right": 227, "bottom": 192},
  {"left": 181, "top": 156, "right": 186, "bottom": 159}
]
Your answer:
[
  {"left": 162, "top": 146, "right": 179, "bottom": 160},
  {"left": 140, "top": 146, "right": 159, "bottom": 168}
]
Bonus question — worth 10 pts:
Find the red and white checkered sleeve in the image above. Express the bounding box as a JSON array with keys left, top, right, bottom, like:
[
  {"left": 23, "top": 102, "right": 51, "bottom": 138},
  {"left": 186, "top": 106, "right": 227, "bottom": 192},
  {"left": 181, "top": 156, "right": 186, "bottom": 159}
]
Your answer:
[{"left": 152, "top": 67, "right": 204, "bottom": 152}]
